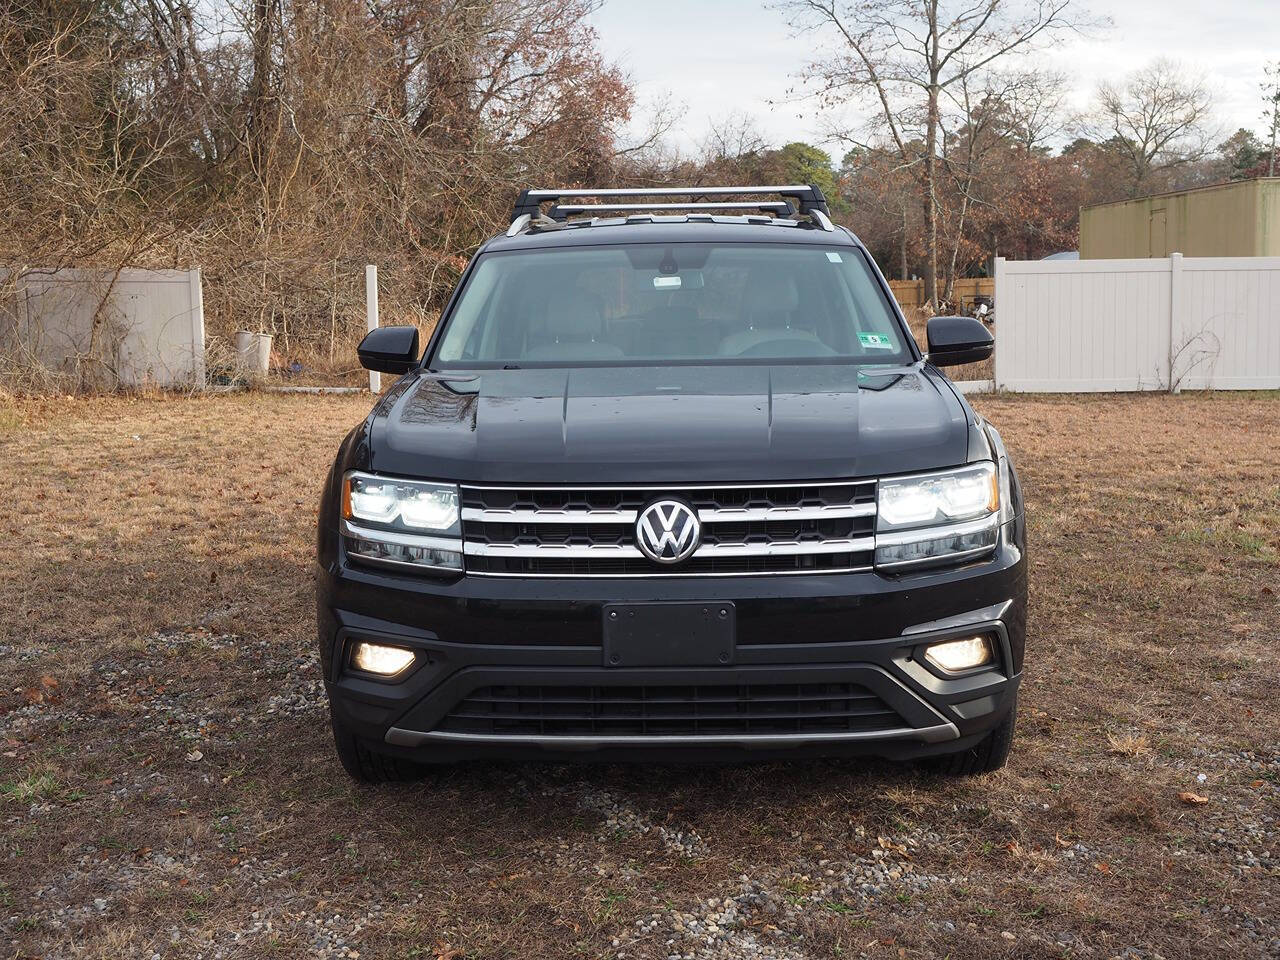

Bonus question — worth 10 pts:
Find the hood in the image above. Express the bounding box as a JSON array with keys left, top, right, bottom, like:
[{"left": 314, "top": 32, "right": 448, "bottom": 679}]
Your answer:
[{"left": 366, "top": 364, "right": 974, "bottom": 484}]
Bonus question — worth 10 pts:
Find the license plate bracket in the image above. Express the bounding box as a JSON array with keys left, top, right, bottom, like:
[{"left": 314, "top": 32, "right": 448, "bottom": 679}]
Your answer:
[{"left": 602, "top": 602, "right": 736, "bottom": 667}]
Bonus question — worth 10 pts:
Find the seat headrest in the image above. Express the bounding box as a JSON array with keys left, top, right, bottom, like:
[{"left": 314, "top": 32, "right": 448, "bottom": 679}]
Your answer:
[
  {"left": 545, "top": 290, "right": 603, "bottom": 341},
  {"left": 745, "top": 272, "right": 799, "bottom": 316}
]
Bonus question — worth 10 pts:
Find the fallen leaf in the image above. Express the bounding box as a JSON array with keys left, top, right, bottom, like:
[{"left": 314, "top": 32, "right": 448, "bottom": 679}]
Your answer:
[
  {"left": 1094, "top": 861, "right": 1111, "bottom": 874},
  {"left": 877, "top": 836, "right": 910, "bottom": 857},
  {"left": 185, "top": 749, "right": 203, "bottom": 762},
  {"left": 1178, "top": 791, "right": 1209, "bottom": 805}
]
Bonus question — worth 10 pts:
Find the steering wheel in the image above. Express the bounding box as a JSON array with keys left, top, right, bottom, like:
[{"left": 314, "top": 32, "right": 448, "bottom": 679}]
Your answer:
[{"left": 734, "top": 337, "right": 837, "bottom": 358}]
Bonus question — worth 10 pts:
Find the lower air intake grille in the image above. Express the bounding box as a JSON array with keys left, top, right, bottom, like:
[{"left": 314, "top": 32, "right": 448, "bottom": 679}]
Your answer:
[{"left": 438, "top": 682, "right": 903, "bottom": 737}]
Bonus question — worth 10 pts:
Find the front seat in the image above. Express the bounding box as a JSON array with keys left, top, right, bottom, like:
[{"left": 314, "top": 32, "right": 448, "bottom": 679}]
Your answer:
[
  {"left": 718, "top": 273, "right": 826, "bottom": 356},
  {"left": 629, "top": 303, "right": 719, "bottom": 358},
  {"left": 524, "top": 290, "right": 624, "bottom": 361}
]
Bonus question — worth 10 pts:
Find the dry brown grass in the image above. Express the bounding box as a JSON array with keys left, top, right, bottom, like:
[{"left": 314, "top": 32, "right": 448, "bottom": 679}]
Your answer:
[{"left": 1, "top": 390, "right": 1278, "bottom": 958}]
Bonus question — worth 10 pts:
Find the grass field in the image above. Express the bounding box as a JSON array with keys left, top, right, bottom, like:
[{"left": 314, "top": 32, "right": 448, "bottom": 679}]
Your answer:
[{"left": 1, "top": 390, "right": 1277, "bottom": 959}]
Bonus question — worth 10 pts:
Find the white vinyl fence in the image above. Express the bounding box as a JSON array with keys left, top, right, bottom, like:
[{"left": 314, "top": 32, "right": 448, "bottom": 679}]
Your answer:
[
  {"left": 993, "top": 254, "right": 1280, "bottom": 392},
  {"left": 1, "top": 267, "right": 205, "bottom": 387}
]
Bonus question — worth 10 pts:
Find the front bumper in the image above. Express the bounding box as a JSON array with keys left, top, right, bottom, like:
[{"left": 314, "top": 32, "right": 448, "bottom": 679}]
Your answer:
[{"left": 316, "top": 517, "right": 1026, "bottom": 764}]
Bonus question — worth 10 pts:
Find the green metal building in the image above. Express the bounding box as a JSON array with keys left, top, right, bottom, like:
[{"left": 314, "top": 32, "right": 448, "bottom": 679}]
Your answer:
[{"left": 1080, "top": 177, "right": 1280, "bottom": 260}]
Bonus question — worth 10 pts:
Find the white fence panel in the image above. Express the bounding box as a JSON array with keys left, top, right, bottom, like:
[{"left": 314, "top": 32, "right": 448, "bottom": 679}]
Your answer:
[
  {"left": 1176, "top": 258, "right": 1280, "bottom": 390},
  {"left": 2, "top": 267, "right": 204, "bottom": 387},
  {"left": 994, "top": 255, "right": 1280, "bottom": 392}
]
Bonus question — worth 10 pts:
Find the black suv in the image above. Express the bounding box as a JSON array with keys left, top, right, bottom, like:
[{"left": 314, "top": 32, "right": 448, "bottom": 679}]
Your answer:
[{"left": 316, "top": 185, "right": 1025, "bottom": 782}]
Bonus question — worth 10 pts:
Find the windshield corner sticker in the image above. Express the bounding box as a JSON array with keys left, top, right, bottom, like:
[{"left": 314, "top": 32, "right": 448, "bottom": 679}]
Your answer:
[
  {"left": 653, "top": 275, "right": 682, "bottom": 289},
  {"left": 825, "top": 251, "right": 843, "bottom": 263},
  {"left": 858, "top": 332, "right": 894, "bottom": 350}
]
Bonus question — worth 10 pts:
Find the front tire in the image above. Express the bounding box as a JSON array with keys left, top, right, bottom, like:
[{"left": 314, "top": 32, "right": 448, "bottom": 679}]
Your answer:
[
  {"left": 329, "top": 705, "right": 427, "bottom": 784},
  {"left": 932, "top": 700, "right": 1016, "bottom": 776}
]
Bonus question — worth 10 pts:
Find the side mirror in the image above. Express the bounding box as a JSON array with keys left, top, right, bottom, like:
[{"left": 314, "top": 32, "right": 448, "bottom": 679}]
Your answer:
[
  {"left": 357, "top": 326, "right": 420, "bottom": 374},
  {"left": 926, "top": 315, "right": 993, "bottom": 367}
]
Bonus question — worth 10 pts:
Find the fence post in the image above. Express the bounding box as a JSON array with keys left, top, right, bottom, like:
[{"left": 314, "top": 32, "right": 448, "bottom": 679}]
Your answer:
[
  {"left": 1168, "top": 252, "right": 1182, "bottom": 393},
  {"left": 188, "top": 267, "right": 205, "bottom": 389},
  {"left": 992, "top": 256, "right": 1005, "bottom": 390},
  {"left": 365, "top": 264, "right": 380, "bottom": 393}
]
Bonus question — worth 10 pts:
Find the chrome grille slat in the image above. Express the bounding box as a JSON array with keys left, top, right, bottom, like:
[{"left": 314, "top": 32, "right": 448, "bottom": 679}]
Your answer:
[
  {"left": 463, "top": 537, "right": 874, "bottom": 559},
  {"left": 461, "top": 507, "right": 638, "bottom": 524},
  {"left": 699, "top": 503, "right": 876, "bottom": 522},
  {"left": 459, "top": 503, "right": 875, "bottom": 524},
  {"left": 461, "top": 479, "right": 877, "bottom": 577}
]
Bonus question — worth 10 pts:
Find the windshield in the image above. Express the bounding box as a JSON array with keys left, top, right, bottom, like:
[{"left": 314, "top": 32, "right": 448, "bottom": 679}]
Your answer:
[{"left": 432, "top": 242, "right": 913, "bottom": 367}]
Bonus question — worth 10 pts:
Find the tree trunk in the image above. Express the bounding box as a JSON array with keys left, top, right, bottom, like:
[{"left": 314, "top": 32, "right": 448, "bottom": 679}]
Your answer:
[
  {"left": 247, "top": 0, "right": 273, "bottom": 172},
  {"left": 922, "top": 132, "right": 938, "bottom": 310},
  {"left": 944, "top": 192, "right": 971, "bottom": 305},
  {"left": 922, "top": 5, "right": 940, "bottom": 312},
  {"left": 900, "top": 206, "right": 908, "bottom": 281},
  {"left": 1270, "top": 112, "right": 1277, "bottom": 177}
]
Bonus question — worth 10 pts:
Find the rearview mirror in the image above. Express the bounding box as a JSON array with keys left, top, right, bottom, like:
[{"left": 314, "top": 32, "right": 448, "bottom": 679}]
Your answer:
[
  {"left": 926, "top": 315, "right": 993, "bottom": 367},
  {"left": 357, "top": 326, "right": 420, "bottom": 374}
]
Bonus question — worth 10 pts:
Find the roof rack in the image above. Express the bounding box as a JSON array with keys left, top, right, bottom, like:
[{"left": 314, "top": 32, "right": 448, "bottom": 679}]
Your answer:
[{"left": 509, "top": 185, "right": 834, "bottom": 232}]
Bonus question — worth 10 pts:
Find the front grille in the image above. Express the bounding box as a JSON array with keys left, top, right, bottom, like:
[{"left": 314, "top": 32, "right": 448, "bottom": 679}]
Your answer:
[
  {"left": 439, "top": 682, "right": 903, "bottom": 737},
  {"left": 461, "top": 480, "right": 876, "bottom": 576}
]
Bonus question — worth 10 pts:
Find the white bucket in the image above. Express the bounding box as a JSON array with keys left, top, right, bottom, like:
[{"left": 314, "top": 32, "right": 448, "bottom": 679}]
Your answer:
[{"left": 234, "top": 330, "right": 272, "bottom": 375}]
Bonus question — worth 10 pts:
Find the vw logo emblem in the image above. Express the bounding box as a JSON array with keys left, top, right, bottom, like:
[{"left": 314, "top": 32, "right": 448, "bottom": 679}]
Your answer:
[{"left": 635, "top": 499, "right": 701, "bottom": 565}]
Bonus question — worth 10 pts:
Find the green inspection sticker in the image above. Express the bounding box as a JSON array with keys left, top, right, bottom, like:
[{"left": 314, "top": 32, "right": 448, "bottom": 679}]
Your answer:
[{"left": 858, "top": 332, "right": 894, "bottom": 350}]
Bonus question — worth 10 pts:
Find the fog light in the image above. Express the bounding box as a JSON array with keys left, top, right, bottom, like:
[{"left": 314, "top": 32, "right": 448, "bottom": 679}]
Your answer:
[
  {"left": 924, "top": 635, "right": 993, "bottom": 672},
  {"left": 351, "top": 642, "right": 415, "bottom": 676}
]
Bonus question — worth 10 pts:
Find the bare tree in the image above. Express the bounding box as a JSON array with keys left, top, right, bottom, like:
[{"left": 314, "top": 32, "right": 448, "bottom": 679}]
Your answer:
[
  {"left": 1089, "top": 59, "right": 1216, "bottom": 198},
  {"left": 700, "top": 111, "right": 770, "bottom": 164},
  {"left": 780, "top": 0, "right": 1092, "bottom": 309},
  {"left": 939, "top": 72, "right": 1018, "bottom": 299},
  {"left": 1263, "top": 61, "right": 1280, "bottom": 178},
  {"left": 1003, "top": 69, "right": 1072, "bottom": 153}
]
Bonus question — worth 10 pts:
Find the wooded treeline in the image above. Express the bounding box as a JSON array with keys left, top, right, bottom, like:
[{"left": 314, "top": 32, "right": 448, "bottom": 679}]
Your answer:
[
  {"left": 1, "top": 0, "right": 652, "bottom": 362},
  {"left": 2, "top": 0, "right": 1278, "bottom": 366}
]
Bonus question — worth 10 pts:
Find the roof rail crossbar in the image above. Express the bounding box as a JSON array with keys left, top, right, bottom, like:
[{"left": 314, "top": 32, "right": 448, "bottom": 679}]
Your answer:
[
  {"left": 547, "top": 201, "right": 796, "bottom": 219},
  {"left": 512, "top": 184, "right": 832, "bottom": 224}
]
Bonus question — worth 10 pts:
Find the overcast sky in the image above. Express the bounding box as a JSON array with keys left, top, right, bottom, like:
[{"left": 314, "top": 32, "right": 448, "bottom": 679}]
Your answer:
[{"left": 590, "top": 0, "right": 1279, "bottom": 157}]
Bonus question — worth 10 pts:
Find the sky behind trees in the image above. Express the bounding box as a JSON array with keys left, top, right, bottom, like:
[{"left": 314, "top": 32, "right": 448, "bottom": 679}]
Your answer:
[{"left": 591, "top": 0, "right": 1279, "bottom": 153}]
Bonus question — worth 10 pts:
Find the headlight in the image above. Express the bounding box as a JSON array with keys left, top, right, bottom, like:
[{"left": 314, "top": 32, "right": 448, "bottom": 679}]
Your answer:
[
  {"left": 341, "top": 471, "right": 463, "bottom": 573},
  {"left": 875, "top": 463, "right": 999, "bottom": 569},
  {"left": 344, "top": 473, "right": 459, "bottom": 532}
]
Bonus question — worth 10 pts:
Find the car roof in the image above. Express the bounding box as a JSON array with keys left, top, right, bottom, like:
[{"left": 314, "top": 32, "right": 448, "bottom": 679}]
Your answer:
[{"left": 482, "top": 217, "right": 867, "bottom": 254}]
